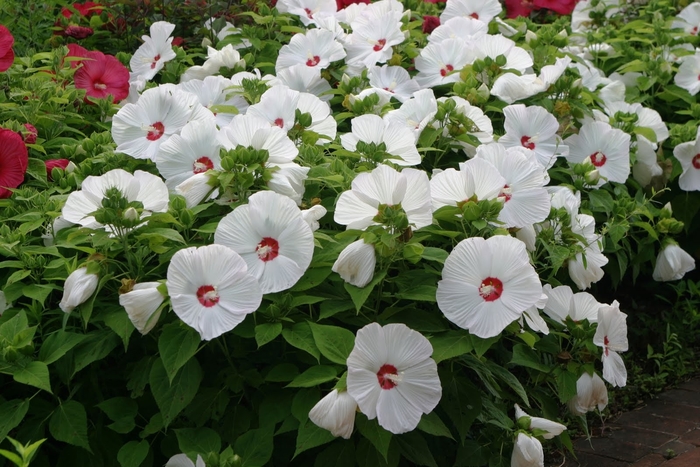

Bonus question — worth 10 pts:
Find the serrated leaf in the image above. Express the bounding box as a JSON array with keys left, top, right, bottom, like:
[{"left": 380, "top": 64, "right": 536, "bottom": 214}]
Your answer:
[
  {"left": 117, "top": 440, "right": 148, "bottom": 467},
  {"left": 416, "top": 412, "right": 453, "bottom": 440},
  {"left": 158, "top": 323, "right": 201, "bottom": 383},
  {"left": 49, "top": 401, "right": 91, "bottom": 452},
  {"left": 0, "top": 399, "right": 29, "bottom": 442},
  {"left": 282, "top": 322, "right": 320, "bottom": 361},
  {"left": 13, "top": 361, "right": 52, "bottom": 393},
  {"left": 293, "top": 420, "right": 335, "bottom": 459},
  {"left": 175, "top": 427, "right": 221, "bottom": 457},
  {"left": 286, "top": 365, "right": 338, "bottom": 388},
  {"left": 429, "top": 331, "right": 473, "bottom": 363},
  {"left": 255, "top": 323, "right": 282, "bottom": 348},
  {"left": 235, "top": 427, "right": 274, "bottom": 467},
  {"left": 308, "top": 322, "right": 355, "bottom": 365},
  {"left": 149, "top": 357, "right": 203, "bottom": 428},
  {"left": 39, "top": 331, "right": 86, "bottom": 365},
  {"left": 356, "top": 414, "right": 392, "bottom": 462}
]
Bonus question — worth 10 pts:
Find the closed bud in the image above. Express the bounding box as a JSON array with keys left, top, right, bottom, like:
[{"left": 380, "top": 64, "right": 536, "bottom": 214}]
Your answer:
[
  {"left": 525, "top": 30, "right": 537, "bottom": 44},
  {"left": 119, "top": 282, "right": 166, "bottom": 335},
  {"left": 60, "top": 267, "right": 99, "bottom": 313},
  {"left": 309, "top": 389, "right": 358, "bottom": 439},
  {"left": 332, "top": 240, "right": 376, "bottom": 288},
  {"left": 660, "top": 202, "right": 672, "bottom": 218},
  {"left": 123, "top": 207, "right": 139, "bottom": 222},
  {"left": 585, "top": 169, "right": 600, "bottom": 185}
]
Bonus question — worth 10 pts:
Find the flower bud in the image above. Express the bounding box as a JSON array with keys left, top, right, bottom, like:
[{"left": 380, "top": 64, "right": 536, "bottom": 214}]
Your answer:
[
  {"left": 308, "top": 389, "right": 358, "bottom": 439},
  {"left": 525, "top": 30, "right": 537, "bottom": 44},
  {"left": 201, "top": 37, "right": 212, "bottom": 48},
  {"left": 301, "top": 205, "right": 327, "bottom": 232},
  {"left": 568, "top": 372, "right": 608, "bottom": 416},
  {"left": 660, "top": 202, "right": 672, "bottom": 218},
  {"left": 653, "top": 243, "right": 695, "bottom": 282},
  {"left": 59, "top": 267, "right": 99, "bottom": 313},
  {"left": 511, "top": 433, "right": 544, "bottom": 467},
  {"left": 332, "top": 240, "right": 376, "bottom": 288},
  {"left": 119, "top": 282, "right": 166, "bottom": 335},
  {"left": 123, "top": 207, "right": 139, "bottom": 222},
  {"left": 175, "top": 173, "right": 216, "bottom": 208},
  {"left": 584, "top": 169, "right": 600, "bottom": 185}
]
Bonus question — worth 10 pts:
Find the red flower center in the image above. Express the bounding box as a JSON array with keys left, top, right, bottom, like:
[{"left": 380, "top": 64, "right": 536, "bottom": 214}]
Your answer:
[
  {"left": 373, "top": 38, "right": 387, "bottom": 52},
  {"left": 500, "top": 184, "right": 512, "bottom": 202},
  {"left": 256, "top": 237, "right": 280, "bottom": 262},
  {"left": 693, "top": 154, "right": 700, "bottom": 170},
  {"left": 196, "top": 285, "right": 220, "bottom": 307},
  {"left": 274, "top": 118, "right": 284, "bottom": 128},
  {"left": 520, "top": 136, "right": 535, "bottom": 150},
  {"left": 603, "top": 336, "right": 610, "bottom": 356},
  {"left": 146, "top": 122, "right": 165, "bottom": 141},
  {"left": 590, "top": 151, "right": 607, "bottom": 167},
  {"left": 479, "top": 277, "right": 503, "bottom": 302},
  {"left": 440, "top": 64, "right": 454, "bottom": 77},
  {"left": 377, "top": 364, "right": 399, "bottom": 390},
  {"left": 304, "top": 7, "right": 313, "bottom": 18},
  {"left": 470, "top": 12, "right": 479, "bottom": 19},
  {"left": 193, "top": 156, "right": 214, "bottom": 174},
  {"left": 151, "top": 54, "right": 160, "bottom": 69},
  {"left": 692, "top": 26, "right": 698, "bottom": 35},
  {"left": 306, "top": 55, "right": 321, "bottom": 67}
]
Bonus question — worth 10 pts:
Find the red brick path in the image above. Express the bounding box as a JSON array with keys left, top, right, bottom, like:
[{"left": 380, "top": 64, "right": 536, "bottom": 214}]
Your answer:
[{"left": 571, "top": 379, "right": 700, "bottom": 466}]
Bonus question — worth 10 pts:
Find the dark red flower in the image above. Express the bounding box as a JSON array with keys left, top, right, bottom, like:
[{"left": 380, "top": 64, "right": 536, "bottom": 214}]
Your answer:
[
  {"left": 505, "top": 0, "right": 535, "bottom": 18},
  {"left": 336, "top": 0, "right": 370, "bottom": 10},
  {"left": 61, "top": 2, "right": 104, "bottom": 19},
  {"left": 423, "top": 0, "right": 447, "bottom": 4},
  {"left": 0, "top": 25, "right": 15, "bottom": 72},
  {"left": 0, "top": 129, "right": 29, "bottom": 198},
  {"left": 423, "top": 16, "right": 440, "bottom": 34},
  {"left": 73, "top": 51, "right": 130, "bottom": 103},
  {"left": 23, "top": 124, "right": 38, "bottom": 144},
  {"left": 533, "top": 0, "right": 578, "bottom": 15},
  {"left": 172, "top": 37, "right": 184, "bottom": 47},
  {"left": 64, "top": 25, "right": 94, "bottom": 39},
  {"left": 45, "top": 159, "right": 72, "bottom": 180}
]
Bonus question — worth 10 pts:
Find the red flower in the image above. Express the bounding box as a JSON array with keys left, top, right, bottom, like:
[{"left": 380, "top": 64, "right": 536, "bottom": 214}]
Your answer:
[
  {"left": 172, "top": 37, "right": 184, "bottom": 47},
  {"left": 64, "top": 25, "right": 94, "bottom": 39},
  {"left": 336, "top": 0, "right": 370, "bottom": 10},
  {"left": 23, "top": 124, "right": 38, "bottom": 144},
  {"left": 73, "top": 51, "right": 130, "bottom": 103},
  {"left": 505, "top": 0, "right": 535, "bottom": 18},
  {"left": 422, "top": 16, "right": 441, "bottom": 34},
  {"left": 0, "top": 129, "right": 29, "bottom": 198},
  {"left": 0, "top": 25, "right": 15, "bottom": 72},
  {"left": 533, "top": 0, "right": 578, "bottom": 15},
  {"left": 61, "top": 2, "right": 104, "bottom": 19}
]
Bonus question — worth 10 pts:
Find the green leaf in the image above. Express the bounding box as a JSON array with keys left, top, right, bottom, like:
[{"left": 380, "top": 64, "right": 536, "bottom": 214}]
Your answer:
[
  {"left": 149, "top": 357, "right": 203, "bottom": 428},
  {"left": 117, "top": 440, "right": 148, "bottom": 467},
  {"left": 429, "top": 331, "right": 473, "bottom": 363},
  {"left": 175, "top": 427, "right": 222, "bottom": 457},
  {"left": 470, "top": 334, "right": 499, "bottom": 357},
  {"left": 395, "top": 431, "right": 437, "bottom": 467},
  {"left": 416, "top": 412, "right": 453, "bottom": 440},
  {"left": 22, "top": 284, "right": 58, "bottom": 305},
  {"left": 282, "top": 322, "right": 320, "bottom": 361},
  {"left": 396, "top": 285, "right": 437, "bottom": 302},
  {"left": 0, "top": 400, "right": 29, "bottom": 442},
  {"left": 556, "top": 369, "right": 578, "bottom": 403},
  {"left": 484, "top": 360, "right": 529, "bottom": 405},
  {"left": 0, "top": 311, "right": 28, "bottom": 345},
  {"left": 291, "top": 388, "right": 320, "bottom": 422},
  {"left": 421, "top": 247, "right": 448, "bottom": 264},
  {"left": 356, "top": 414, "right": 392, "bottom": 462},
  {"left": 633, "top": 126, "right": 657, "bottom": 144},
  {"left": 255, "top": 323, "right": 283, "bottom": 348},
  {"left": 293, "top": 420, "right": 335, "bottom": 459},
  {"left": 265, "top": 363, "right": 299, "bottom": 382},
  {"left": 158, "top": 323, "right": 201, "bottom": 383},
  {"left": 136, "top": 228, "right": 185, "bottom": 244},
  {"left": 39, "top": 331, "right": 86, "bottom": 365},
  {"left": 454, "top": 440, "right": 488, "bottom": 466},
  {"left": 344, "top": 270, "right": 387, "bottom": 312},
  {"left": 104, "top": 309, "right": 134, "bottom": 351},
  {"left": 314, "top": 441, "right": 356, "bottom": 467},
  {"left": 286, "top": 365, "right": 338, "bottom": 388},
  {"left": 49, "top": 401, "right": 91, "bottom": 452},
  {"left": 308, "top": 322, "right": 355, "bottom": 365},
  {"left": 235, "top": 427, "right": 274, "bottom": 467},
  {"left": 72, "top": 331, "right": 120, "bottom": 377},
  {"left": 511, "top": 344, "right": 552, "bottom": 373},
  {"left": 13, "top": 361, "right": 52, "bottom": 393},
  {"left": 96, "top": 397, "right": 138, "bottom": 434},
  {"left": 588, "top": 190, "right": 615, "bottom": 215},
  {"left": 442, "top": 371, "right": 482, "bottom": 442}
]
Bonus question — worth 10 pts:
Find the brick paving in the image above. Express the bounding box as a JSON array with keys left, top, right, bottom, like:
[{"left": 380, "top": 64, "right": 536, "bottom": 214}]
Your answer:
[{"left": 570, "top": 377, "right": 700, "bottom": 466}]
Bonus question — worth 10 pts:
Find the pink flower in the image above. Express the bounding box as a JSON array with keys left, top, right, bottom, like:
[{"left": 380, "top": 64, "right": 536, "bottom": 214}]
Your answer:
[
  {"left": 422, "top": 16, "right": 440, "bottom": 34},
  {"left": 0, "top": 25, "right": 15, "bottom": 72},
  {"left": 505, "top": 0, "right": 535, "bottom": 18},
  {"left": 22, "top": 124, "right": 38, "bottom": 144},
  {"left": 64, "top": 25, "right": 95, "bottom": 39},
  {"left": 61, "top": 2, "right": 103, "bottom": 18},
  {"left": 533, "top": 0, "right": 578, "bottom": 15},
  {"left": 0, "top": 128, "right": 28, "bottom": 198},
  {"left": 74, "top": 51, "right": 130, "bottom": 103},
  {"left": 336, "top": 0, "right": 370, "bottom": 9}
]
